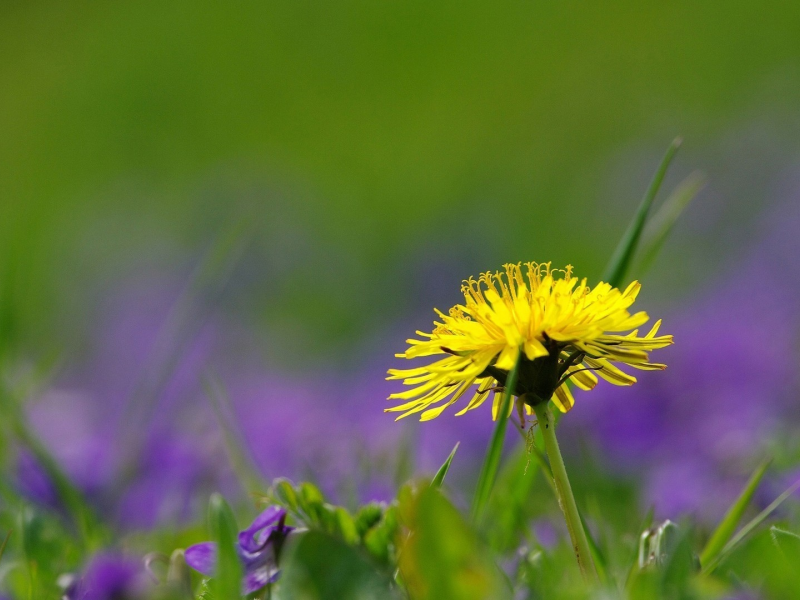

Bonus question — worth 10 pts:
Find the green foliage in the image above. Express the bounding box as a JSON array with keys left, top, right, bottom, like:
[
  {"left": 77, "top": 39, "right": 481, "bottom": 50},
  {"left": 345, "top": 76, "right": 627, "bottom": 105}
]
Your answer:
[
  {"left": 471, "top": 355, "right": 521, "bottom": 522},
  {"left": 703, "top": 478, "right": 800, "bottom": 574},
  {"left": 699, "top": 460, "right": 769, "bottom": 568},
  {"left": 602, "top": 137, "right": 682, "bottom": 288},
  {"left": 208, "top": 494, "right": 243, "bottom": 599},
  {"left": 281, "top": 531, "right": 398, "bottom": 600},
  {"left": 431, "top": 442, "right": 459, "bottom": 489},
  {"left": 399, "top": 486, "right": 509, "bottom": 600},
  {"left": 269, "top": 479, "right": 399, "bottom": 567}
]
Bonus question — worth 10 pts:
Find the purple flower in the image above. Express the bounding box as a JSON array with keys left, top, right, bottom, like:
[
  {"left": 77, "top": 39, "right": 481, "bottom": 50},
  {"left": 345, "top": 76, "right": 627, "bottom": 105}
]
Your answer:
[
  {"left": 64, "top": 554, "right": 149, "bottom": 600},
  {"left": 185, "top": 506, "right": 293, "bottom": 594}
]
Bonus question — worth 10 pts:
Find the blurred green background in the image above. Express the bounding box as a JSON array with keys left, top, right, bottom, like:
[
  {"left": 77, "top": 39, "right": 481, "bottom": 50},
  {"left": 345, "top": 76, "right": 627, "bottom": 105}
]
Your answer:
[{"left": 2, "top": 0, "right": 799, "bottom": 362}]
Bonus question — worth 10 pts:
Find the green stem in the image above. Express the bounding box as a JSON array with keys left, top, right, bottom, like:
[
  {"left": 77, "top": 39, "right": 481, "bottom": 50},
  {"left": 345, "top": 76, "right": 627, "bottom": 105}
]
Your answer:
[{"left": 532, "top": 402, "right": 598, "bottom": 582}]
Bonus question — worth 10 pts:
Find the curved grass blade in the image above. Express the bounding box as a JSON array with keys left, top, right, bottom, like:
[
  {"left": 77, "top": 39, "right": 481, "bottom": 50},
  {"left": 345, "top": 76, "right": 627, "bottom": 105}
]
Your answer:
[
  {"left": 431, "top": 442, "right": 459, "bottom": 489},
  {"left": 703, "top": 477, "right": 800, "bottom": 574},
  {"left": 471, "top": 355, "right": 521, "bottom": 522},
  {"left": 204, "top": 373, "right": 266, "bottom": 497},
  {"left": 699, "top": 459, "right": 770, "bottom": 568},
  {"left": 602, "top": 137, "right": 682, "bottom": 288},
  {"left": 635, "top": 171, "right": 705, "bottom": 277},
  {"left": 208, "top": 493, "right": 243, "bottom": 599}
]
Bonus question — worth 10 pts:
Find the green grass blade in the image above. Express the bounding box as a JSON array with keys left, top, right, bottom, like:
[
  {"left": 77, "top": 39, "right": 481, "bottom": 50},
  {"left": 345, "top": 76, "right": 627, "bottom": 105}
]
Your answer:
[
  {"left": 635, "top": 171, "right": 706, "bottom": 277},
  {"left": 0, "top": 529, "right": 11, "bottom": 562},
  {"left": 431, "top": 442, "right": 460, "bottom": 489},
  {"left": 703, "top": 477, "right": 800, "bottom": 574},
  {"left": 208, "top": 493, "right": 243, "bottom": 599},
  {"left": 204, "top": 374, "right": 266, "bottom": 497},
  {"left": 700, "top": 460, "right": 770, "bottom": 568},
  {"left": 0, "top": 381, "right": 103, "bottom": 549},
  {"left": 625, "top": 506, "right": 655, "bottom": 589},
  {"left": 471, "top": 354, "right": 521, "bottom": 522},
  {"left": 602, "top": 137, "right": 682, "bottom": 288},
  {"left": 578, "top": 512, "right": 608, "bottom": 585}
]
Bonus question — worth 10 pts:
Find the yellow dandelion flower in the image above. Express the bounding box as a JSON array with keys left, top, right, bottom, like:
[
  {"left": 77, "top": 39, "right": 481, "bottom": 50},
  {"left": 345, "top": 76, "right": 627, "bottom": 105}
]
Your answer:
[{"left": 386, "top": 261, "right": 672, "bottom": 422}]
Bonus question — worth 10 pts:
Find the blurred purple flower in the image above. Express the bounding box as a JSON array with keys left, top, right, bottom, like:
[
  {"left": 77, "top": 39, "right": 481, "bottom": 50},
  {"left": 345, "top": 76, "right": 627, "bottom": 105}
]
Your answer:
[
  {"left": 185, "top": 505, "right": 293, "bottom": 594},
  {"left": 64, "top": 553, "right": 149, "bottom": 600},
  {"left": 565, "top": 198, "right": 800, "bottom": 521}
]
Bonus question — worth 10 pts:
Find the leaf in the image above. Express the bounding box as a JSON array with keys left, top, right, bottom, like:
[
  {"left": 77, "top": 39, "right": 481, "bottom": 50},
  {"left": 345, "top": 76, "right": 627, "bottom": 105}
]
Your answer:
[
  {"left": 700, "top": 460, "right": 769, "bottom": 568},
  {"left": 471, "top": 354, "right": 521, "bottom": 522},
  {"left": 702, "top": 477, "right": 800, "bottom": 574},
  {"left": 281, "top": 531, "right": 398, "bottom": 600},
  {"left": 399, "top": 487, "right": 508, "bottom": 600},
  {"left": 208, "top": 494, "right": 243, "bottom": 598},
  {"left": 362, "top": 506, "right": 398, "bottom": 566},
  {"left": 334, "top": 507, "right": 360, "bottom": 546},
  {"left": 635, "top": 170, "right": 705, "bottom": 277},
  {"left": 483, "top": 446, "right": 540, "bottom": 553},
  {"left": 602, "top": 137, "right": 682, "bottom": 288},
  {"left": 431, "top": 442, "right": 460, "bottom": 489},
  {"left": 354, "top": 503, "right": 384, "bottom": 538}
]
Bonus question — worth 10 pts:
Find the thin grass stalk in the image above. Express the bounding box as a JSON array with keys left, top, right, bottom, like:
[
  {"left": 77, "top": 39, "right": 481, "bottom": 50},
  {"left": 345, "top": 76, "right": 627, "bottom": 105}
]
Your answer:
[{"left": 471, "top": 354, "right": 521, "bottom": 522}]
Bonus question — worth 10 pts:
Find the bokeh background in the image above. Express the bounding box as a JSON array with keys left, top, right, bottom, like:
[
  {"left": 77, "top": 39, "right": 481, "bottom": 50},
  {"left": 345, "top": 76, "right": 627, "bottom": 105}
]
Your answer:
[{"left": 2, "top": 1, "right": 800, "bottom": 534}]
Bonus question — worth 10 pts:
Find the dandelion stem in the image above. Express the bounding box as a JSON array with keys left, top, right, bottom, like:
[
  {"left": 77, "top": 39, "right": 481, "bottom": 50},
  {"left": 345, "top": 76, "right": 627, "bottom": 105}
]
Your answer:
[{"left": 532, "top": 402, "right": 598, "bottom": 582}]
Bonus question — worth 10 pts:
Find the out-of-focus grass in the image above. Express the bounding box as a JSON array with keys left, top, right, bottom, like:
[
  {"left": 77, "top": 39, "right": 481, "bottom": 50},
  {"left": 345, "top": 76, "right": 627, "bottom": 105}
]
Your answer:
[{"left": 1, "top": 1, "right": 799, "bottom": 357}]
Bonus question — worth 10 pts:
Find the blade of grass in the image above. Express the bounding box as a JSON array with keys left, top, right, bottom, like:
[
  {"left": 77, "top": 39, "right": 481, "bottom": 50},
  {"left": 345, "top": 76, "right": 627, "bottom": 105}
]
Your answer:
[
  {"left": 0, "top": 382, "right": 103, "bottom": 549},
  {"left": 0, "top": 529, "right": 11, "bottom": 562},
  {"left": 431, "top": 442, "right": 459, "bottom": 489},
  {"left": 471, "top": 353, "right": 521, "bottom": 522},
  {"left": 635, "top": 171, "right": 705, "bottom": 277},
  {"left": 699, "top": 459, "right": 770, "bottom": 568},
  {"left": 204, "top": 373, "right": 266, "bottom": 498},
  {"left": 703, "top": 477, "right": 800, "bottom": 574},
  {"left": 579, "top": 511, "right": 608, "bottom": 585},
  {"left": 625, "top": 506, "right": 655, "bottom": 589},
  {"left": 602, "top": 137, "right": 682, "bottom": 288},
  {"left": 208, "top": 493, "right": 243, "bottom": 598}
]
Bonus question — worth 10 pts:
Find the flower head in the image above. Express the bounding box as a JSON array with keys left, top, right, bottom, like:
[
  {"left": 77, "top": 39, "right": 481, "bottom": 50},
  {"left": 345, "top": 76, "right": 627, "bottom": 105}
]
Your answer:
[
  {"left": 387, "top": 262, "right": 672, "bottom": 421},
  {"left": 185, "top": 506, "right": 293, "bottom": 594}
]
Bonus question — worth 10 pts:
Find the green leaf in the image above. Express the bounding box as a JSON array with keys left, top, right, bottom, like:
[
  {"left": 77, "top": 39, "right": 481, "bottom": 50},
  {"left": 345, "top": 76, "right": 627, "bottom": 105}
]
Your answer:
[
  {"left": 334, "top": 507, "right": 360, "bottom": 546},
  {"left": 635, "top": 170, "right": 705, "bottom": 277},
  {"left": 602, "top": 137, "right": 682, "bottom": 288},
  {"left": 700, "top": 459, "right": 769, "bottom": 568},
  {"left": 483, "top": 445, "right": 540, "bottom": 553},
  {"left": 354, "top": 503, "right": 384, "bottom": 538},
  {"left": 703, "top": 477, "right": 800, "bottom": 574},
  {"left": 400, "top": 487, "right": 508, "bottom": 600},
  {"left": 471, "top": 353, "right": 521, "bottom": 522},
  {"left": 362, "top": 506, "right": 398, "bottom": 566},
  {"left": 281, "top": 531, "right": 398, "bottom": 600},
  {"left": 431, "top": 442, "right": 459, "bottom": 489},
  {"left": 208, "top": 494, "right": 242, "bottom": 599}
]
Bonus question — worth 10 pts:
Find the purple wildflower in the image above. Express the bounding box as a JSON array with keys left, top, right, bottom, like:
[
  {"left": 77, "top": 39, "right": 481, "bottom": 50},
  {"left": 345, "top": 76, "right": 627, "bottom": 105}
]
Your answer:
[
  {"left": 185, "top": 506, "right": 294, "bottom": 594},
  {"left": 64, "top": 554, "right": 150, "bottom": 600}
]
